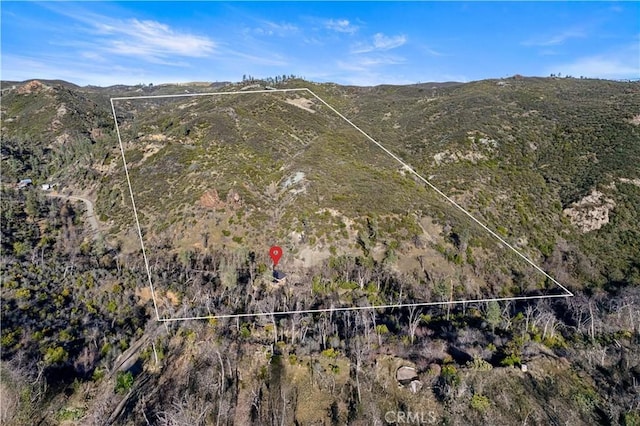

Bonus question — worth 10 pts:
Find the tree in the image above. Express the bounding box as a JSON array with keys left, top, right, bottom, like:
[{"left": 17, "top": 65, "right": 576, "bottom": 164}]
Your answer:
[
  {"left": 24, "top": 190, "right": 41, "bottom": 218},
  {"left": 485, "top": 301, "right": 501, "bottom": 333},
  {"left": 157, "top": 396, "right": 211, "bottom": 425},
  {"left": 407, "top": 305, "right": 422, "bottom": 344},
  {"left": 219, "top": 257, "right": 238, "bottom": 290}
]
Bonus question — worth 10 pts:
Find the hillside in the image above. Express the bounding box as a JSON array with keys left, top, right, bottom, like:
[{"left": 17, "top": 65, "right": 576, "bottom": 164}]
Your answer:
[{"left": 1, "top": 77, "right": 640, "bottom": 425}]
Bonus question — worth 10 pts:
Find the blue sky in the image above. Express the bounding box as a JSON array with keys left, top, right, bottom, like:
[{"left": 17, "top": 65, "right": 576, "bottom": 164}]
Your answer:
[{"left": 1, "top": 1, "right": 638, "bottom": 86}]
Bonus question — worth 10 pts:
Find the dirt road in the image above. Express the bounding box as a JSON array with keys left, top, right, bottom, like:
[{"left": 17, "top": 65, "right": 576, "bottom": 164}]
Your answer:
[{"left": 46, "top": 193, "right": 101, "bottom": 238}]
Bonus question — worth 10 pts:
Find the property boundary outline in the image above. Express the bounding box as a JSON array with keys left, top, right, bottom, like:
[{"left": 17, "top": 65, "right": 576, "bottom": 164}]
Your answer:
[{"left": 110, "top": 87, "right": 573, "bottom": 323}]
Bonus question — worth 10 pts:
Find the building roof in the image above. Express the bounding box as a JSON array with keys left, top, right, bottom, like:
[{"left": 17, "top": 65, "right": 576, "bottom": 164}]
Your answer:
[
  {"left": 273, "top": 270, "right": 287, "bottom": 280},
  {"left": 17, "top": 179, "right": 33, "bottom": 188}
]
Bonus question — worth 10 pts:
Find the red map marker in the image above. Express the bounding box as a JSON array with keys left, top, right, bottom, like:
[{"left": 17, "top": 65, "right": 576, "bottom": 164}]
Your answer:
[{"left": 269, "top": 246, "right": 283, "bottom": 267}]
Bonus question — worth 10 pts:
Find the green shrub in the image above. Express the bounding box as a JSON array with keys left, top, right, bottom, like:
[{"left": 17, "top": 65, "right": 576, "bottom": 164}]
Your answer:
[
  {"left": 57, "top": 406, "right": 86, "bottom": 421},
  {"left": 321, "top": 348, "right": 338, "bottom": 358},
  {"left": 543, "top": 334, "right": 567, "bottom": 349},
  {"left": 15, "top": 288, "right": 31, "bottom": 299},
  {"left": 383, "top": 249, "right": 398, "bottom": 264},
  {"left": 240, "top": 323, "right": 251, "bottom": 339},
  {"left": 337, "top": 280, "right": 358, "bottom": 290},
  {"left": 92, "top": 368, "right": 106, "bottom": 382},
  {"left": 44, "top": 346, "right": 68, "bottom": 365},
  {"left": 100, "top": 343, "right": 111, "bottom": 357},
  {"left": 623, "top": 411, "right": 640, "bottom": 426},
  {"left": 573, "top": 391, "right": 597, "bottom": 413},
  {"left": 466, "top": 246, "right": 475, "bottom": 266},
  {"left": 375, "top": 324, "right": 389, "bottom": 335},
  {"left": 1, "top": 330, "right": 20, "bottom": 348},
  {"left": 311, "top": 276, "right": 325, "bottom": 294},
  {"left": 466, "top": 356, "right": 493, "bottom": 371},
  {"left": 470, "top": 394, "right": 491, "bottom": 412},
  {"left": 115, "top": 371, "right": 134, "bottom": 394},
  {"left": 441, "top": 364, "right": 460, "bottom": 386},
  {"left": 13, "top": 241, "right": 29, "bottom": 257},
  {"left": 500, "top": 353, "right": 521, "bottom": 367}
]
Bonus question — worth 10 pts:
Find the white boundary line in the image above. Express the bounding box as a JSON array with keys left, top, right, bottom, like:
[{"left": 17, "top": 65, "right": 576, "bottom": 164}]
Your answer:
[
  {"left": 110, "top": 99, "right": 161, "bottom": 321},
  {"left": 110, "top": 87, "right": 573, "bottom": 322},
  {"left": 162, "top": 293, "right": 571, "bottom": 322}
]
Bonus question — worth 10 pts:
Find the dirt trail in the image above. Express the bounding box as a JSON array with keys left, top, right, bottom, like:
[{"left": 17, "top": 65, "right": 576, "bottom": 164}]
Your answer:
[{"left": 46, "top": 192, "right": 101, "bottom": 239}]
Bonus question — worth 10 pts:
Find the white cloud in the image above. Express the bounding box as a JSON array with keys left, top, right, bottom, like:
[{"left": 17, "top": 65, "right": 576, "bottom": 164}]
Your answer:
[
  {"left": 1, "top": 53, "right": 153, "bottom": 86},
  {"left": 226, "top": 50, "right": 289, "bottom": 67},
  {"left": 337, "top": 55, "right": 405, "bottom": 72},
  {"left": 373, "top": 33, "right": 407, "bottom": 50},
  {"left": 325, "top": 19, "right": 358, "bottom": 34},
  {"left": 522, "top": 29, "right": 587, "bottom": 47},
  {"left": 423, "top": 47, "right": 444, "bottom": 57},
  {"left": 31, "top": 4, "right": 217, "bottom": 63},
  {"left": 2, "top": 6, "right": 293, "bottom": 85},
  {"left": 336, "top": 32, "right": 409, "bottom": 85},
  {"left": 94, "top": 18, "right": 215, "bottom": 60},
  {"left": 253, "top": 20, "right": 298, "bottom": 37},
  {"left": 80, "top": 51, "right": 108, "bottom": 62},
  {"left": 352, "top": 33, "right": 407, "bottom": 53}
]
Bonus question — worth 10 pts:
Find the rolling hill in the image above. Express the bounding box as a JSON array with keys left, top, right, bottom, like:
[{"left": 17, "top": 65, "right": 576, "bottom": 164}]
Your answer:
[{"left": 1, "top": 76, "right": 639, "bottom": 425}]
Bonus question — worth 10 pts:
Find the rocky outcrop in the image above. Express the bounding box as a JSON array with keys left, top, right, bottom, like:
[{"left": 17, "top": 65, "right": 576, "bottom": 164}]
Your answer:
[
  {"left": 200, "top": 189, "right": 225, "bottom": 209},
  {"left": 199, "top": 189, "right": 242, "bottom": 209},
  {"left": 16, "top": 80, "right": 51, "bottom": 95},
  {"left": 433, "top": 149, "right": 487, "bottom": 165},
  {"left": 563, "top": 190, "right": 615, "bottom": 233},
  {"left": 396, "top": 365, "right": 418, "bottom": 383},
  {"left": 396, "top": 366, "right": 423, "bottom": 394}
]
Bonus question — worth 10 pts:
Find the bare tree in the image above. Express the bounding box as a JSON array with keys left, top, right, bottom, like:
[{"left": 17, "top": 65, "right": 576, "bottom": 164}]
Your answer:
[
  {"left": 352, "top": 335, "right": 367, "bottom": 403},
  {"left": 407, "top": 305, "right": 423, "bottom": 344},
  {"left": 156, "top": 396, "right": 211, "bottom": 426}
]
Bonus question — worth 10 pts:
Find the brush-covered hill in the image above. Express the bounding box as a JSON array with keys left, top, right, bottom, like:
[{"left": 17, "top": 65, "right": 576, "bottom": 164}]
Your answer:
[
  {"left": 1, "top": 77, "right": 639, "bottom": 425},
  {"left": 100, "top": 84, "right": 580, "bottom": 318}
]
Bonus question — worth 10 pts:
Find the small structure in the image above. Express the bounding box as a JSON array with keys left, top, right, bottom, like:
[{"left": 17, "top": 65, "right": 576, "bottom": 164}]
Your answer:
[
  {"left": 41, "top": 183, "right": 51, "bottom": 191},
  {"left": 17, "top": 178, "right": 32, "bottom": 189},
  {"left": 273, "top": 270, "right": 287, "bottom": 285},
  {"left": 396, "top": 366, "right": 423, "bottom": 394}
]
